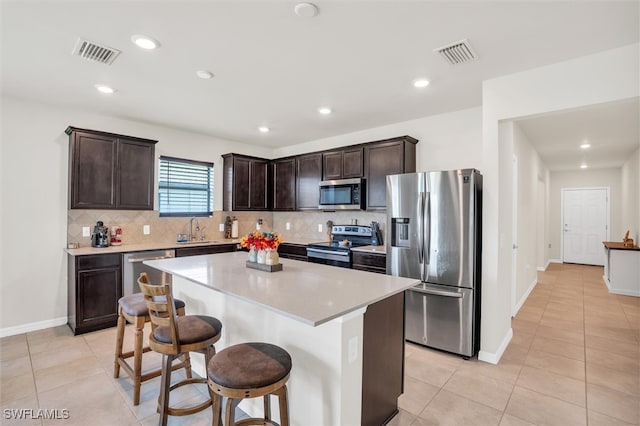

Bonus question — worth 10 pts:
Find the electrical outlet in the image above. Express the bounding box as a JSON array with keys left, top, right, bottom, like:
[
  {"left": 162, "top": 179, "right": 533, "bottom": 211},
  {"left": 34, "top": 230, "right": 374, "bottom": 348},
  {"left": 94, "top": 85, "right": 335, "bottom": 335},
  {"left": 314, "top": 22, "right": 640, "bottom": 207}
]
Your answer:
[
  {"left": 348, "top": 336, "right": 358, "bottom": 364},
  {"left": 219, "top": 223, "right": 225, "bottom": 232},
  {"left": 286, "top": 222, "right": 291, "bottom": 230},
  {"left": 82, "top": 226, "right": 90, "bottom": 237},
  {"left": 143, "top": 225, "right": 150, "bottom": 235},
  {"left": 318, "top": 224, "right": 323, "bottom": 232}
]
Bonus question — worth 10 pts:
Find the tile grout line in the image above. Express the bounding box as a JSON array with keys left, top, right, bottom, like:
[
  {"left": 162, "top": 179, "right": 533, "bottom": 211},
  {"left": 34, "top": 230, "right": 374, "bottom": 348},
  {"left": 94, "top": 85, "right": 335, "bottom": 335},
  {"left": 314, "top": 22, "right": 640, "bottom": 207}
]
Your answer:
[
  {"left": 581, "top": 269, "right": 590, "bottom": 426},
  {"left": 24, "top": 332, "right": 44, "bottom": 426}
]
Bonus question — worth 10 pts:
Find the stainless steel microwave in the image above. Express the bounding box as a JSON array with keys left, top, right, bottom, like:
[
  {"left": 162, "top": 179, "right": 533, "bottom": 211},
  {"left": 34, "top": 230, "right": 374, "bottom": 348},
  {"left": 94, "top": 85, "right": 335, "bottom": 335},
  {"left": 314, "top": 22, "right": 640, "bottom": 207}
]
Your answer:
[{"left": 318, "top": 178, "right": 365, "bottom": 210}]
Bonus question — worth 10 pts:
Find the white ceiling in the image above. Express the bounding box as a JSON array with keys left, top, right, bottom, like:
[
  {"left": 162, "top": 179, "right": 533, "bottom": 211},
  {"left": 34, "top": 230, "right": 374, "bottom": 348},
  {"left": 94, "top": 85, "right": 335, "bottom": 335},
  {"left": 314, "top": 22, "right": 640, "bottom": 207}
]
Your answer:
[
  {"left": 1, "top": 1, "right": 639, "bottom": 168},
  {"left": 515, "top": 98, "right": 639, "bottom": 171}
]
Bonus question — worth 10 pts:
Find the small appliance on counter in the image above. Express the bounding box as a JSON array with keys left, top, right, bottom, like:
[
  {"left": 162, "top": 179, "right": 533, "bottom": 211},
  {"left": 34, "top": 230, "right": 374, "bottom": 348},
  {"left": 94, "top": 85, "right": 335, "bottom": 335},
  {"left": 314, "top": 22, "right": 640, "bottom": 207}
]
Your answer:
[
  {"left": 91, "top": 221, "right": 110, "bottom": 248},
  {"left": 110, "top": 225, "right": 123, "bottom": 246},
  {"left": 231, "top": 216, "right": 239, "bottom": 238},
  {"left": 370, "top": 221, "right": 383, "bottom": 246}
]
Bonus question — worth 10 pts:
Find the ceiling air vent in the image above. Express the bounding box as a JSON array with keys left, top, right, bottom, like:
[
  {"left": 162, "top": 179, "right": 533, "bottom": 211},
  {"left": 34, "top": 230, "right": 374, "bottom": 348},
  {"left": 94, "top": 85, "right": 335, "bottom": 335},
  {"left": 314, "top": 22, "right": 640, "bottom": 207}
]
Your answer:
[
  {"left": 434, "top": 39, "right": 477, "bottom": 65},
  {"left": 72, "top": 38, "right": 121, "bottom": 65}
]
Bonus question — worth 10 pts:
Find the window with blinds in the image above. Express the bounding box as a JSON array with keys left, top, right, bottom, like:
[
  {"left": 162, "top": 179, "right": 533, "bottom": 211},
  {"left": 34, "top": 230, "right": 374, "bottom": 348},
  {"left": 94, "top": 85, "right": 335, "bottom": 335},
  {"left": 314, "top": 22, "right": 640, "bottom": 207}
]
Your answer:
[{"left": 158, "top": 156, "right": 214, "bottom": 217}]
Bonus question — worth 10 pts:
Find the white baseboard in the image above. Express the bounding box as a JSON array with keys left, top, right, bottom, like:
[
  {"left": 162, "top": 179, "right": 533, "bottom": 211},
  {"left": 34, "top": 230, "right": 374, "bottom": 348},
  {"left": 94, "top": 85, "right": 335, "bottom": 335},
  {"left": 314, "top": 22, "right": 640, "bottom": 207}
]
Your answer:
[
  {"left": 0, "top": 317, "right": 68, "bottom": 338},
  {"left": 478, "top": 327, "right": 513, "bottom": 365},
  {"left": 603, "top": 275, "right": 611, "bottom": 291},
  {"left": 513, "top": 277, "right": 538, "bottom": 316},
  {"left": 537, "top": 258, "right": 553, "bottom": 272}
]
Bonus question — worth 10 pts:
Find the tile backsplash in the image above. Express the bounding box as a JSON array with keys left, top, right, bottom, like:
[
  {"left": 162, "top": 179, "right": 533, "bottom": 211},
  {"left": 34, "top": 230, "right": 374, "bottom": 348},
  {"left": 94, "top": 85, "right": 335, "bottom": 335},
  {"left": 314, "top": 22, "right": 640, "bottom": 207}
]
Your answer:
[
  {"left": 68, "top": 209, "right": 386, "bottom": 247},
  {"left": 272, "top": 211, "right": 386, "bottom": 243}
]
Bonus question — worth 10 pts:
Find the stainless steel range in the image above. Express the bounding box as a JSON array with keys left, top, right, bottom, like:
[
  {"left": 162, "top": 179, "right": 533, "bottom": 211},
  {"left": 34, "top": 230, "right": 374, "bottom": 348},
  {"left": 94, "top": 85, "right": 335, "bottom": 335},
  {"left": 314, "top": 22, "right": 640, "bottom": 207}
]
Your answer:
[{"left": 307, "top": 225, "right": 374, "bottom": 268}]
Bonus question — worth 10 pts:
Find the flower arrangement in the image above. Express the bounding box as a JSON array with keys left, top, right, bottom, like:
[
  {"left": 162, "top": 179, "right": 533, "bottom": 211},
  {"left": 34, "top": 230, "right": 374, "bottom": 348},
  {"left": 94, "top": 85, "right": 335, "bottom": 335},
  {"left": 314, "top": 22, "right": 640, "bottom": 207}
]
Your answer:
[{"left": 240, "top": 231, "right": 283, "bottom": 251}]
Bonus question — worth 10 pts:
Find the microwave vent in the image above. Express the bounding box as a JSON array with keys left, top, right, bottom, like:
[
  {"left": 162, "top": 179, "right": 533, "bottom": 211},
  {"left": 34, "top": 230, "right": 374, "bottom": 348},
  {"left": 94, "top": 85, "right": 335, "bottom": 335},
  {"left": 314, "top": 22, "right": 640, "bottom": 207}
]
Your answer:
[
  {"left": 72, "top": 38, "right": 121, "bottom": 65},
  {"left": 434, "top": 39, "right": 478, "bottom": 65}
]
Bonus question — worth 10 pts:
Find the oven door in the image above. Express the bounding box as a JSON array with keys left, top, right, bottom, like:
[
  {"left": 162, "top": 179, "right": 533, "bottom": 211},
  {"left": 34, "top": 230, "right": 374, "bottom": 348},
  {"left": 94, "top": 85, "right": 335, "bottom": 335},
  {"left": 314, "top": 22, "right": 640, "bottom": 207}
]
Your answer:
[{"left": 307, "top": 247, "right": 351, "bottom": 268}]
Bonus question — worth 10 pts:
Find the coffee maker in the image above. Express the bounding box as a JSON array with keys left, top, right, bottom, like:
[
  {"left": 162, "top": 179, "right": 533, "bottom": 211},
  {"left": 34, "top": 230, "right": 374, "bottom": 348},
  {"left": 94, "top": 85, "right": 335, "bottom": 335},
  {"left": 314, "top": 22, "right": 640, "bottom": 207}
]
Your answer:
[{"left": 91, "top": 221, "right": 110, "bottom": 248}]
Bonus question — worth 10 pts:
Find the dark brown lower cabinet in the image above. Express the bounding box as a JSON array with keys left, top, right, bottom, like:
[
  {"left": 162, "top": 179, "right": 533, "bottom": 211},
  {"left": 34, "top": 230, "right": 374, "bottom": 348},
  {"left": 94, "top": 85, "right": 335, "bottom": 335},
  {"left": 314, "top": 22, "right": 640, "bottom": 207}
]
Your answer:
[
  {"left": 175, "top": 243, "right": 237, "bottom": 257},
  {"left": 352, "top": 251, "right": 386, "bottom": 274},
  {"left": 277, "top": 243, "right": 308, "bottom": 261},
  {"left": 362, "top": 292, "right": 405, "bottom": 425},
  {"left": 68, "top": 253, "right": 122, "bottom": 335}
]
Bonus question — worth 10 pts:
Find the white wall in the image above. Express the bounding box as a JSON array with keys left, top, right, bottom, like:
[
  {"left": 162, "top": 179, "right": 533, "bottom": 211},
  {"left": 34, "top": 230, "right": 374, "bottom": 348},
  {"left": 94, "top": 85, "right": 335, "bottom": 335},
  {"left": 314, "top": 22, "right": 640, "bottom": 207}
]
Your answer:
[
  {"left": 512, "top": 122, "right": 550, "bottom": 312},
  {"left": 549, "top": 168, "right": 622, "bottom": 261},
  {"left": 481, "top": 43, "right": 639, "bottom": 363},
  {"left": 0, "top": 98, "right": 482, "bottom": 335},
  {"left": 621, "top": 148, "right": 640, "bottom": 243},
  {"left": 275, "top": 107, "right": 483, "bottom": 173},
  {"left": 0, "top": 96, "right": 272, "bottom": 333}
]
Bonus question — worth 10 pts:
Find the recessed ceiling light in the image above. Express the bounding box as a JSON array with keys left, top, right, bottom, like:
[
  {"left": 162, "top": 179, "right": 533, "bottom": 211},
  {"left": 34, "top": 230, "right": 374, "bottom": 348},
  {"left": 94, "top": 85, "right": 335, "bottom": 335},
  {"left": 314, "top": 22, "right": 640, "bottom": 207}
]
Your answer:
[
  {"left": 413, "top": 79, "right": 430, "bottom": 88},
  {"left": 318, "top": 107, "right": 332, "bottom": 115},
  {"left": 580, "top": 164, "right": 588, "bottom": 169},
  {"left": 94, "top": 84, "right": 116, "bottom": 94},
  {"left": 294, "top": 2, "right": 319, "bottom": 18},
  {"left": 196, "top": 70, "right": 214, "bottom": 79},
  {"left": 580, "top": 143, "right": 591, "bottom": 149},
  {"left": 258, "top": 126, "right": 270, "bottom": 133},
  {"left": 131, "top": 35, "right": 160, "bottom": 50}
]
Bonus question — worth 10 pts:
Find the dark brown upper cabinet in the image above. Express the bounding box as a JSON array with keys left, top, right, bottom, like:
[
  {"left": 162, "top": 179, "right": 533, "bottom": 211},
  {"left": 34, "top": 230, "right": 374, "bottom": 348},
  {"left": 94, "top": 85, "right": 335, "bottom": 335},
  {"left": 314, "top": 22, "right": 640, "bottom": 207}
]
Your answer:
[
  {"left": 272, "top": 157, "right": 296, "bottom": 211},
  {"left": 322, "top": 146, "right": 363, "bottom": 180},
  {"left": 66, "top": 127, "right": 156, "bottom": 210},
  {"left": 296, "top": 153, "right": 322, "bottom": 210},
  {"left": 364, "top": 136, "right": 417, "bottom": 210},
  {"left": 222, "top": 153, "right": 270, "bottom": 211}
]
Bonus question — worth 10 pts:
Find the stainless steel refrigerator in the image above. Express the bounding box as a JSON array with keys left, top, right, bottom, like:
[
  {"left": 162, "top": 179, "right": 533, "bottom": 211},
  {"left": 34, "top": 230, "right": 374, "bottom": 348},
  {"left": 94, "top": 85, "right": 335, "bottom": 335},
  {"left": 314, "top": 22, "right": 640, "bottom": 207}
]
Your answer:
[{"left": 386, "top": 169, "right": 482, "bottom": 358}]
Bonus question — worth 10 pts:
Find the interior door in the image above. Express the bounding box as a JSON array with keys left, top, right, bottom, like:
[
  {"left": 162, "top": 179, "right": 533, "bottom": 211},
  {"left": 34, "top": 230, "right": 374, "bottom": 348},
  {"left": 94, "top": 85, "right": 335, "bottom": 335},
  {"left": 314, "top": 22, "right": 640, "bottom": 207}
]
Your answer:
[{"left": 562, "top": 188, "right": 609, "bottom": 265}]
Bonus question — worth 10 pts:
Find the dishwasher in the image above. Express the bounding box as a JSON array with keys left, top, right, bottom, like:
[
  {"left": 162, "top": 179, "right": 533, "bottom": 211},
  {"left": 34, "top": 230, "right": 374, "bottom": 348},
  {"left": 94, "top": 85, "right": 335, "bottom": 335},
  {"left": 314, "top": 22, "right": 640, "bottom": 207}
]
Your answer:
[{"left": 123, "top": 249, "right": 175, "bottom": 296}]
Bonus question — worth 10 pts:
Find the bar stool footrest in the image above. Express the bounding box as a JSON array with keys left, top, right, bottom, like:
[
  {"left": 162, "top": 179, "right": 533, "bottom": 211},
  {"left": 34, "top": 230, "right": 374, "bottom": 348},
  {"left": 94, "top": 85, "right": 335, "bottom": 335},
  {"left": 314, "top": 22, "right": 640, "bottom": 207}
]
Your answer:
[{"left": 162, "top": 377, "right": 212, "bottom": 417}]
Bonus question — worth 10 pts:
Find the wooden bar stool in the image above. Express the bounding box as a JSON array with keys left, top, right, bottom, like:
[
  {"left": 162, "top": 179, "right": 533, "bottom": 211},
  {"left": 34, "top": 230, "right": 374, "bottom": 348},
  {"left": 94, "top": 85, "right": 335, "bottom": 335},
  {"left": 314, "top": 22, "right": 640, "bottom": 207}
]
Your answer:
[
  {"left": 113, "top": 273, "right": 190, "bottom": 405},
  {"left": 207, "top": 342, "right": 292, "bottom": 426},
  {"left": 138, "top": 273, "right": 223, "bottom": 426}
]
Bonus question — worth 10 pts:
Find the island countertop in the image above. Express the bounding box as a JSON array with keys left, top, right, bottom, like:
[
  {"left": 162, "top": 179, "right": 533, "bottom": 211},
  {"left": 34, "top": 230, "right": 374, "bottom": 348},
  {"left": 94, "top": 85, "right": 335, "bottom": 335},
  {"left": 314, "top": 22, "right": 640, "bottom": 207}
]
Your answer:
[{"left": 145, "top": 251, "right": 419, "bottom": 326}]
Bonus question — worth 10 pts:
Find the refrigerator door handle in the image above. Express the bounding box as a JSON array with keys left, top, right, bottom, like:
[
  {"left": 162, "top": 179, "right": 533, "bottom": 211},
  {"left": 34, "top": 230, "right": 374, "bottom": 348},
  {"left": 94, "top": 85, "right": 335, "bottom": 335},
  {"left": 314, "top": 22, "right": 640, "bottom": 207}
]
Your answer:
[
  {"left": 411, "top": 287, "right": 463, "bottom": 298},
  {"left": 418, "top": 191, "right": 425, "bottom": 267},
  {"left": 425, "top": 192, "right": 431, "bottom": 265}
]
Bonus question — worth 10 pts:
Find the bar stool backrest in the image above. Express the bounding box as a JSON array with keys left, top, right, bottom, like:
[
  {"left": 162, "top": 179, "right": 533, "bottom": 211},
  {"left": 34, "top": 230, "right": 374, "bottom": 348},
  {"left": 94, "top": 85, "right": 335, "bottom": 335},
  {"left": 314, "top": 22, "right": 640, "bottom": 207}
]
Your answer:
[{"left": 137, "top": 272, "right": 181, "bottom": 353}]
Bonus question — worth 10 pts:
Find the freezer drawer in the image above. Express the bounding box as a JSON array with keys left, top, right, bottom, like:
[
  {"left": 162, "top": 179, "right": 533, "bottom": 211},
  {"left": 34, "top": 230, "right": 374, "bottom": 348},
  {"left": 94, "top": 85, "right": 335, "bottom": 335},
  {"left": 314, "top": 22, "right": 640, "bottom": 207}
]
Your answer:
[{"left": 405, "top": 283, "right": 476, "bottom": 357}]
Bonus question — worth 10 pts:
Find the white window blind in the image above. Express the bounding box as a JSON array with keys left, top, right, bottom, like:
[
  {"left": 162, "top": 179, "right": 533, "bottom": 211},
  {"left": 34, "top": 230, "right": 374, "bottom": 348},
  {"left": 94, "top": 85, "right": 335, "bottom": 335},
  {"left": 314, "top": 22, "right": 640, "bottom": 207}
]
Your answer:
[{"left": 158, "top": 156, "right": 213, "bottom": 217}]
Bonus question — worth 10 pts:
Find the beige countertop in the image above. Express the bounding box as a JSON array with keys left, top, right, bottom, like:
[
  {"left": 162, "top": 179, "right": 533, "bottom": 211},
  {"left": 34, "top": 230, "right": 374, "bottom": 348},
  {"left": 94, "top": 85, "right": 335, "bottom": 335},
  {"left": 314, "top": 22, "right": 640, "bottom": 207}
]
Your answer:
[
  {"left": 65, "top": 239, "right": 240, "bottom": 256},
  {"left": 280, "top": 239, "right": 326, "bottom": 246},
  {"left": 145, "top": 251, "right": 417, "bottom": 326},
  {"left": 350, "top": 245, "right": 386, "bottom": 254}
]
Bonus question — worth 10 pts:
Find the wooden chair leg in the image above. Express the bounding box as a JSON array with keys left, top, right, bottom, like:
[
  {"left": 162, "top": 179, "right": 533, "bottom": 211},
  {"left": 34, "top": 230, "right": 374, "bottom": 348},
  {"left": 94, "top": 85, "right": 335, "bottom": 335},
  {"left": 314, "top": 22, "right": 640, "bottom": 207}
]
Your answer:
[
  {"left": 113, "top": 307, "right": 125, "bottom": 378},
  {"left": 131, "top": 315, "right": 146, "bottom": 406},
  {"left": 276, "top": 385, "right": 289, "bottom": 426},
  {"left": 158, "top": 354, "right": 174, "bottom": 426},
  {"left": 263, "top": 394, "right": 271, "bottom": 422},
  {"left": 225, "top": 397, "right": 239, "bottom": 426},
  {"left": 210, "top": 391, "right": 222, "bottom": 426},
  {"left": 182, "top": 352, "right": 193, "bottom": 379}
]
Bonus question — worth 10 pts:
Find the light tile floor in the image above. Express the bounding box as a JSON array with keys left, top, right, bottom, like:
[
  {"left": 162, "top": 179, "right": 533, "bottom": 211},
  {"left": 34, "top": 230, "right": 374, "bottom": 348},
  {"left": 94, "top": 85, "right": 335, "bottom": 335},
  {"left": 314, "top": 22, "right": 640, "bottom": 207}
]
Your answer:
[{"left": 1, "top": 264, "right": 638, "bottom": 425}]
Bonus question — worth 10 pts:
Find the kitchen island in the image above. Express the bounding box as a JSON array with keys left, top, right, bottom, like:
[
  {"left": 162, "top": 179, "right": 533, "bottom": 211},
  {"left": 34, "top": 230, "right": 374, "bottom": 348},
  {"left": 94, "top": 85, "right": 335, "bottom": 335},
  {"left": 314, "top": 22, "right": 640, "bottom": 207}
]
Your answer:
[
  {"left": 603, "top": 241, "right": 640, "bottom": 296},
  {"left": 145, "top": 251, "right": 419, "bottom": 426}
]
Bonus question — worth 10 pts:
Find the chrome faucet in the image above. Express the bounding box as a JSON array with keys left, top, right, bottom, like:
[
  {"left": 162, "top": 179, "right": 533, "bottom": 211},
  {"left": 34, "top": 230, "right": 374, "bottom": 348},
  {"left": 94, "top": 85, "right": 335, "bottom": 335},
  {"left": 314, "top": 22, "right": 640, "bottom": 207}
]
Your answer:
[{"left": 189, "top": 217, "right": 200, "bottom": 241}]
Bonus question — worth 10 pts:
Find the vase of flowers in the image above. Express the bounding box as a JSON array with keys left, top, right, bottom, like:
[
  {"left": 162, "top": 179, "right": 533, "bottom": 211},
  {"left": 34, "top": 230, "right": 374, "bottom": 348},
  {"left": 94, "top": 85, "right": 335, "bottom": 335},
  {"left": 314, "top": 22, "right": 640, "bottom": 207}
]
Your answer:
[{"left": 240, "top": 231, "right": 283, "bottom": 264}]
